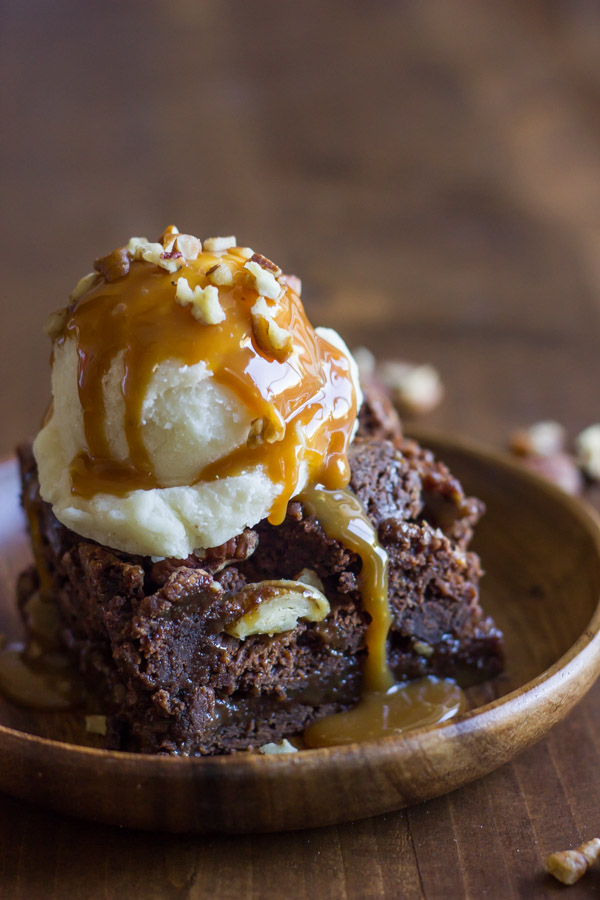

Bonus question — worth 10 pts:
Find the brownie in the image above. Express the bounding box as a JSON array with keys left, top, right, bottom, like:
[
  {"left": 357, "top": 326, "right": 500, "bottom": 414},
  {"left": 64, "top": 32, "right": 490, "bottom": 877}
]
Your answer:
[
  {"left": 17, "top": 399, "right": 502, "bottom": 755},
  {"left": 356, "top": 374, "right": 403, "bottom": 442}
]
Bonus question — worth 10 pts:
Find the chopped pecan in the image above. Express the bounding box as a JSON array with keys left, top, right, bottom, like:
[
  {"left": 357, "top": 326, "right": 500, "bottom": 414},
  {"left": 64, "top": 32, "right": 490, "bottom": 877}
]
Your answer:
[
  {"left": 44, "top": 307, "right": 69, "bottom": 339},
  {"left": 204, "top": 236, "right": 237, "bottom": 252},
  {"left": 251, "top": 296, "right": 293, "bottom": 361},
  {"left": 244, "top": 260, "right": 283, "bottom": 301},
  {"left": 174, "top": 234, "right": 202, "bottom": 260},
  {"left": 94, "top": 247, "right": 130, "bottom": 282},
  {"left": 249, "top": 252, "right": 281, "bottom": 274},
  {"left": 175, "top": 277, "right": 225, "bottom": 325},
  {"left": 205, "top": 263, "right": 234, "bottom": 287},
  {"left": 70, "top": 271, "right": 100, "bottom": 303},
  {"left": 247, "top": 415, "right": 285, "bottom": 447},
  {"left": 225, "top": 580, "right": 330, "bottom": 640}
]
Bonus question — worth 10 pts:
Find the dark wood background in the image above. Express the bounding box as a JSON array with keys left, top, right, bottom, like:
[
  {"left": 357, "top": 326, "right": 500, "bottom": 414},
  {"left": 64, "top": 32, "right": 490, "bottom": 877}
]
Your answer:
[{"left": 2, "top": 0, "right": 600, "bottom": 896}]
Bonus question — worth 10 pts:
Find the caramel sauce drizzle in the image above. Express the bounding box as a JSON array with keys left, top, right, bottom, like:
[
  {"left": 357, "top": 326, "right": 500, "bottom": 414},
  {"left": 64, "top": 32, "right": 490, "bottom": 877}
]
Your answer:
[
  {"left": 54, "top": 247, "right": 357, "bottom": 527},
  {"left": 304, "top": 677, "right": 466, "bottom": 748},
  {"left": 297, "top": 484, "right": 393, "bottom": 693},
  {"left": 296, "top": 487, "right": 467, "bottom": 749}
]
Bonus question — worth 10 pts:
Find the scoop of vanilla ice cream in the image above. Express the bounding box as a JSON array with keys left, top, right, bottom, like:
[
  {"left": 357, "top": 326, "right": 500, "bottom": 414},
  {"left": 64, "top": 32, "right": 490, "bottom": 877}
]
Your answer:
[
  {"left": 34, "top": 331, "right": 360, "bottom": 559},
  {"left": 34, "top": 232, "right": 362, "bottom": 559},
  {"left": 34, "top": 337, "right": 283, "bottom": 558}
]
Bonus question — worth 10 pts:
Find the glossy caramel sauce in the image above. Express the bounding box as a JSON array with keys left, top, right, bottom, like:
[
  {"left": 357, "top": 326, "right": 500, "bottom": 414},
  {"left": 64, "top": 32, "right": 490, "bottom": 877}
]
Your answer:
[
  {"left": 298, "top": 484, "right": 393, "bottom": 692},
  {"left": 303, "top": 677, "right": 466, "bottom": 748},
  {"left": 54, "top": 243, "right": 357, "bottom": 526}
]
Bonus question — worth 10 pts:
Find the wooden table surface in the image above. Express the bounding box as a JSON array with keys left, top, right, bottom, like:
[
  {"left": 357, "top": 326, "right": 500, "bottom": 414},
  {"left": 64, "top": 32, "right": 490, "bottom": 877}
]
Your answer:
[{"left": 2, "top": 0, "right": 600, "bottom": 896}]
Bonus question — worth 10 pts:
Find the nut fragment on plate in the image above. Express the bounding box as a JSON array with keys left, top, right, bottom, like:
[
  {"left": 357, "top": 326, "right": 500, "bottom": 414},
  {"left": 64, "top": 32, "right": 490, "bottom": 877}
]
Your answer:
[
  {"left": 576, "top": 425, "right": 600, "bottom": 480},
  {"left": 225, "top": 580, "right": 330, "bottom": 640},
  {"left": 259, "top": 739, "right": 298, "bottom": 755},
  {"left": 85, "top": 714, "right": 107, "bottom": 736},
  {"left": 546, "top": 838, "right": 600, "bottom": 885}
]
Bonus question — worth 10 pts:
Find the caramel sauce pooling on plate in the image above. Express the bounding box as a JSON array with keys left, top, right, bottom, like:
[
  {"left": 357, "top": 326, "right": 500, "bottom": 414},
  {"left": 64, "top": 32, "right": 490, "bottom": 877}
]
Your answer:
[
  {"left": 53, "top": 243, "right": 358, "bottom": 526},
  {"left": 304, "top": 677, "right": 466, "bottom": 748}
]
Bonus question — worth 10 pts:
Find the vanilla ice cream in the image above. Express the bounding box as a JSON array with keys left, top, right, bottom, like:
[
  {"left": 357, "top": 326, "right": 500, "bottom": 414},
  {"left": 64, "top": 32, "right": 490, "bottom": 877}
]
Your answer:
[{"left": 34, "top": 228, "right": 361, "bottom": 558}]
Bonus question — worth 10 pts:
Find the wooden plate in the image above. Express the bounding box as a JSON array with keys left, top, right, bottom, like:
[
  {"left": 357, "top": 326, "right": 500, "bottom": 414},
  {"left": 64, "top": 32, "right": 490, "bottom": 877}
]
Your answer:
[{"left": 1, "top": 433, "right": 600, "bottom": 834}]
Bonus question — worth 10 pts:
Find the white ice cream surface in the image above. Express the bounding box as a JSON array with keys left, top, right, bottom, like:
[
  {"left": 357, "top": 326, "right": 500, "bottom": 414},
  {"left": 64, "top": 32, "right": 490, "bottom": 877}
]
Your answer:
[
  {"left": 315, "top": 327, "right": 363, "bottom": 435},
  {"left": 36, "top": 422, "right": 279, "bottom": 558},
  {"left": 35, "top": 329, "right": 361, "bottom": 559},
  {"left": 34, "top": 338, "right": 279, "bottom": 557}
]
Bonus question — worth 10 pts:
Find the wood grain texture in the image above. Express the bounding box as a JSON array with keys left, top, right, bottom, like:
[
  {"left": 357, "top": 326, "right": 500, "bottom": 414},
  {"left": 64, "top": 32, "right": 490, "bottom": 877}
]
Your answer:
[{"left": 3, "top": 0, "right": 600, "bottom": 895}]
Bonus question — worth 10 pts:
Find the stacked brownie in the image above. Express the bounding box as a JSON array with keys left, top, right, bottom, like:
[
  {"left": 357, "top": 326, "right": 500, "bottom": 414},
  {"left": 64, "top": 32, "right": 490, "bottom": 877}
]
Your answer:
[{"left": 17, "top": 388, "right": 502, "bottom": 755}]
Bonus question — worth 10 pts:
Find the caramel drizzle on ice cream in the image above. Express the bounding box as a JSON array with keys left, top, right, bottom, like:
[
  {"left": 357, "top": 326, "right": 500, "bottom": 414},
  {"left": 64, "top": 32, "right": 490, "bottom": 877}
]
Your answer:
[{"left": 53, "top": 236, "right": 358, "bottom": 528}]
